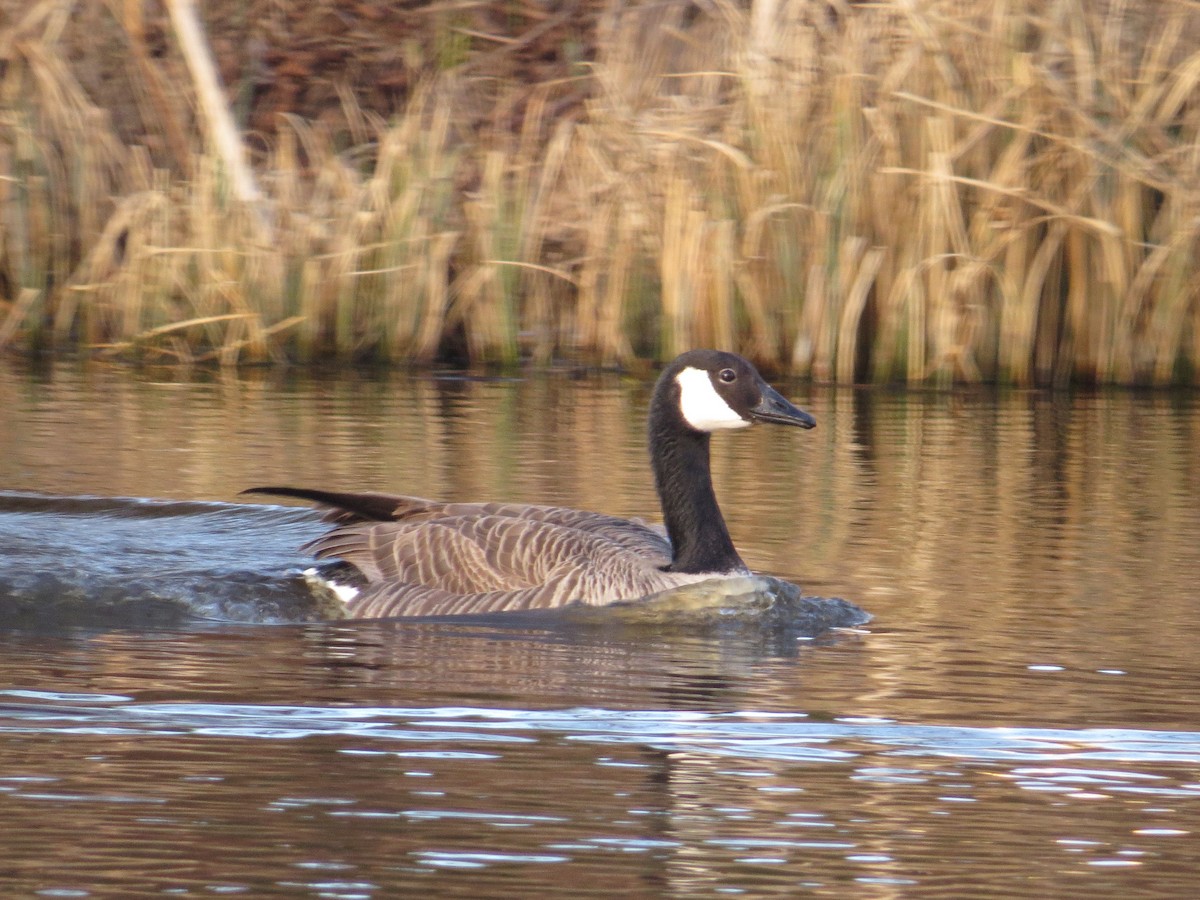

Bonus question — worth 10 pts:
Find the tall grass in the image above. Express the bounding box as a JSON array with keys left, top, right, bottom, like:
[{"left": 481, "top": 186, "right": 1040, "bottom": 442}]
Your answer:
[{"left": 1, "top": 0, "right": 1199, "bottom": 383}]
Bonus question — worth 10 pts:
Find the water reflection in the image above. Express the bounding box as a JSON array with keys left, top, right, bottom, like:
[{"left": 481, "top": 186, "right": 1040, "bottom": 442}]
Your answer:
[
  {"left": 0, "top": 633, "right": 1198, "bottom": 900},
  {"left": 1, "top": 360, "right": 1199, "bottom": 897}
]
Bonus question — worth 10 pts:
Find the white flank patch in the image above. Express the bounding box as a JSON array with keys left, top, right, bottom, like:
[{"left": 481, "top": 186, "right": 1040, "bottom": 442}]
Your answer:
[
  {"left": 303, "top": 566, "right": 360, "bottom": 605},
  {"left": 676, "top": 367, "right": 750, "bottom": 431}
]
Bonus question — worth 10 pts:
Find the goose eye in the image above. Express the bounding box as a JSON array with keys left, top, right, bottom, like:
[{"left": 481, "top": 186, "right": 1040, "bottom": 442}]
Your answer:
[{"left": 718, "top": 368, "right": 737, "bottom": 383}]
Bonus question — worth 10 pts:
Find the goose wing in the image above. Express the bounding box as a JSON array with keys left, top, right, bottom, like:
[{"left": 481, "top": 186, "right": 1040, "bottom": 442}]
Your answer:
[
  {"left": 316, "top": 513, "right": 678, "bottom": 615},
  {"left": 245, "top": 487, "right": 675, "bottom": 616},
  {"left": 245, "top": 487, "right": 670, "bottom": 556}
]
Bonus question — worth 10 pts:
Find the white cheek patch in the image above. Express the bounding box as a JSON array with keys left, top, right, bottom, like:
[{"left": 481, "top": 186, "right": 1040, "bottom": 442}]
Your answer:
[{"left": 676, "top": 367, "right": 750, "bottom": 431}]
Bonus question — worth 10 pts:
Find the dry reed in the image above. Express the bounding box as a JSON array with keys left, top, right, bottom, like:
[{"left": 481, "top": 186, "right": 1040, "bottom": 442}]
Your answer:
[{"left": 1, "top": 0, "right": 1199, "bottom": 383}]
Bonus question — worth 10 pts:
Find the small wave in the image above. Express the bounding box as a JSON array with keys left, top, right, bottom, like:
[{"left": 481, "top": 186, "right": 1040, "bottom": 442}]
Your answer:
[
  {"left": 0, "top": 491, "right": 265, "bottom": 520},
  {"left": 0, "top": 492, "right": 328, "bottom": 628},
  {"left": 0, "top": 694, "right": 1197, "bottom": 774},
  {"left": 510, "top": 575, "right": 870, "bottom": 633}
]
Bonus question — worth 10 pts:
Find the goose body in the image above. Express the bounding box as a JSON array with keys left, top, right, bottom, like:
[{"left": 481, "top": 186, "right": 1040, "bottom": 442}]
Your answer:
[{"left": 247, "top": 350, "right": 816, "bottom": 617}]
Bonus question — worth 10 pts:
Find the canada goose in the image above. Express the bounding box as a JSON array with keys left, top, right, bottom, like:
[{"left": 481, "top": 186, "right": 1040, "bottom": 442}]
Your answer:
[{"left": 246, "top": 349, "right": 817, "bottom": 617}]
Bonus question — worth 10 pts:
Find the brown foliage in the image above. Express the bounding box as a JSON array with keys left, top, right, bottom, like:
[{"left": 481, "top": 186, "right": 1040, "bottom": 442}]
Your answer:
[{"left": 2, "top": 0, "right": 1200, "bottom": 383}]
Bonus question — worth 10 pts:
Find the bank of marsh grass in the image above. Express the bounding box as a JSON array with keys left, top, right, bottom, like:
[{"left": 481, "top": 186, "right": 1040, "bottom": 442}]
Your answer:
[{"left": 1, "top": 0, "right": 1199, "bottom": 383}]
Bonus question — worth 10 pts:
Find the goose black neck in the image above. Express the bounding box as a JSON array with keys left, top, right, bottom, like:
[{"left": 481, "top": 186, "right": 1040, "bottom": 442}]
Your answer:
[{"left": 648, "top": 406, "right": 747, "bottom": 576}]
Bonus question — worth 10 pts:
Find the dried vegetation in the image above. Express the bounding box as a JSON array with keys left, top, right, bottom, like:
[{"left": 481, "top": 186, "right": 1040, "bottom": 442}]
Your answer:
[{"left": 1, "top": 0, "right": 1199, "bottom": 383}]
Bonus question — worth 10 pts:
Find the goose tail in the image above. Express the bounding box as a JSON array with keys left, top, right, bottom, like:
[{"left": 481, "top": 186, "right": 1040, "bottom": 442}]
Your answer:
[{"left": 241, "top": 487, "right": 416, "bottom": 523}]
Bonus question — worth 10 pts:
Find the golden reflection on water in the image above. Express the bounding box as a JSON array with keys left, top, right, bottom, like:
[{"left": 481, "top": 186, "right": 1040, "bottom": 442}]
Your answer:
[
  {"left": 2, "top": 350, "right": 1200, "bottom": 900},
  {"left": 0, "top": 623, "right": 1197, "bottom": 899},
  {"left": 2, "top": 360, "right": 1199, "bottom": 731}
]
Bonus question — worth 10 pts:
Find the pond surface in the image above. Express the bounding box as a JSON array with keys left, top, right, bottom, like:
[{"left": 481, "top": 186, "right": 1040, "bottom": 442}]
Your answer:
[{"left": 1, "top": 360, "right": 1198, "bottom": 898}]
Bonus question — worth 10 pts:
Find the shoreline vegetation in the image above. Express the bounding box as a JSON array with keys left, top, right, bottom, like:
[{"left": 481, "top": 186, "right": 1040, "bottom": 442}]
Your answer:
[{"left": 1, "top": 0, "right": 1199, "bottom": 384}]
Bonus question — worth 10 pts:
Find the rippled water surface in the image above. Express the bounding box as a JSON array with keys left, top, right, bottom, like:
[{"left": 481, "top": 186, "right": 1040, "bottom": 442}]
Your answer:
[{"left": 1, "top": 361, "right": 1198, "bottom": 897}]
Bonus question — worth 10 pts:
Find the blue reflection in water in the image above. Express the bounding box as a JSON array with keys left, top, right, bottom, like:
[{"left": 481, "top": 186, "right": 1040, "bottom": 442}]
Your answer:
[{"left": 3, "top": 690, "right": 1200, "bottom": 774}]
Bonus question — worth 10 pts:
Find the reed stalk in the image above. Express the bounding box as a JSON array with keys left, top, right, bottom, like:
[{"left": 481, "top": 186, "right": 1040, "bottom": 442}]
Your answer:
[{"left": 1, "top": 0, "right": 1199, "bottom": 383}]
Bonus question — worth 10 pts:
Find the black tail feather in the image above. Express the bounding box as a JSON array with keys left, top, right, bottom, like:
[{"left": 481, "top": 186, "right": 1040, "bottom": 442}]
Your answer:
[{"left": 241, "top": 487, "right": 406, "bottom": 523}]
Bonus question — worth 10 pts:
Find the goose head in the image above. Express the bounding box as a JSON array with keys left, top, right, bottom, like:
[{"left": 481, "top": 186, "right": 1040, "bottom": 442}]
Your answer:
[
  {"left": 656, "top": 349, "right": 816, "bottom": 433},
  {"left": 647, "top": 350, "right": 815, "bottom": 575}
]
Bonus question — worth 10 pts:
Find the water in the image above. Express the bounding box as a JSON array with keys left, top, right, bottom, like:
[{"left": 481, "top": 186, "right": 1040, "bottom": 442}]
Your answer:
[{"left": 1, "top": 361, "right": 1199, "bottom": 897}]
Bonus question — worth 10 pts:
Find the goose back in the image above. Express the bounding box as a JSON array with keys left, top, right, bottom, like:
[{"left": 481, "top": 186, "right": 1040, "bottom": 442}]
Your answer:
[{"left": 267, "top": 489, "right": 717, "bottom": 616}]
